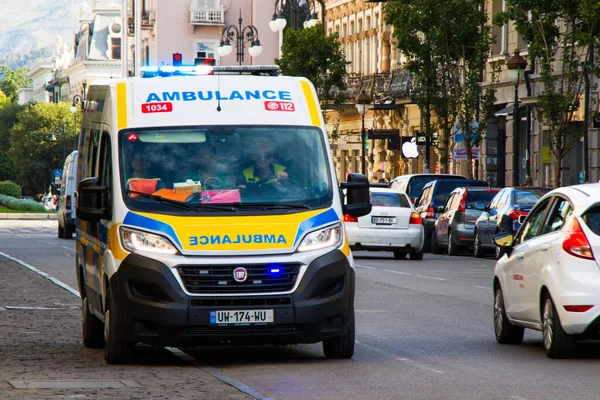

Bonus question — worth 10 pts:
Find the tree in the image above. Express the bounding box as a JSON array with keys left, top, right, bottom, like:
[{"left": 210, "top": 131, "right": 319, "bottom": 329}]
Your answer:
[
  {"left": 10, "top": 102, "right": 78, "bottom": 196},
  {"left": 497, "top": 0, "right": 600, "bottom": 187},
  {"left": 0, "top": 66, "right": 30, "bottom": 103},
  {"left": 385, "top": 0, "right": 494, "bottom": 174},
  {"left": 0, "top": 93, "right": 20, "bottom": 181},
  {"left": 275, "top": 24, "right": 348, "bottom": 139}
]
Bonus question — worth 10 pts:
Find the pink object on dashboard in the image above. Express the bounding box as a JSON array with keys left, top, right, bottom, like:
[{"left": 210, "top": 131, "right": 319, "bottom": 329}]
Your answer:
[{"left": 201, "top": 190, "right": 241, "bottom": 204}]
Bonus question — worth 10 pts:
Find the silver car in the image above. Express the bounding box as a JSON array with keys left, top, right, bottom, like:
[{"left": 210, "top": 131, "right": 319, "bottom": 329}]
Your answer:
[{"left": 345, "top": 188, "right": 424, "bottom": 260}]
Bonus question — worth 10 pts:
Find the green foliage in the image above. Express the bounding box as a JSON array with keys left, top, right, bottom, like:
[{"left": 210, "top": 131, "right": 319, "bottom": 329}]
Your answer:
[
  {"left": 10, "top": 102, "right": 79, "bottom": 196},
  {"left": 497, "top": 0, "right": 600, "bottom": 186},
  {"left": 0, "top": 180, "right": 20, "bottom": 197},
  {"left": 0, "top": 66, "right": 31, "bottom": 103},
  {"left": 0, "top": 152, "right": 15, "bottom": 181},
  {"left": 385, "top": 0, "right": 492, "bottom": 173},
  {"left": 0, "top": 194, "right": 46, "bottom": 212}
]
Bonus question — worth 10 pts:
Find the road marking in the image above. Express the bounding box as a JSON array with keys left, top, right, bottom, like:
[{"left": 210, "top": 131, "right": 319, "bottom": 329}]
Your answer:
[
  {"left": 355, "top": 340, "right": 445, "bottom": 375},
  {"left": 355, "top": 264, "right": 376, "bottom": 269},
  {"left": 166, "top": 347, "right": 273, "bottom": 400},
  {"left": 476, "top": 286, "right": 491, "bottom": 290},
  {"left": 356, "top": 310, "right": 388, "bottom": 313},
  {"left": 61, "top": 246, "right": 76, "bottom": 252},
  {"left": 0, "top": 251, "right": 80, "bottom": 298},
  {"left": 416, "top": 275, "right": 447, "bottom": 281},
  {"left": 383, "top": 269, "right": 411, "bottom": 275},
  {"left": 4, "top": 306, "right": 71, "bottom": 310}
]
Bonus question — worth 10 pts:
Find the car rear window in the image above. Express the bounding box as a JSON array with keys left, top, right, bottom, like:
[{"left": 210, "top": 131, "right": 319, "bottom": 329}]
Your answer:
[
  {"left": 582, "top": 205, "right": 600, "bottom": 236},
  {"left": 408, "top": 175, "right": 465, "bottom": 198},
  {"left": 512, "top": 189, "right": 548, "bottom": 207},
  {"left": 371, "top": 192, "right": 411, "bottom": 208},
  {"left": 434, "top": 182, "right": 485, "bottom": 205},
  {"left": 466, "top": 190, "right": 498, "bottom": 207}
]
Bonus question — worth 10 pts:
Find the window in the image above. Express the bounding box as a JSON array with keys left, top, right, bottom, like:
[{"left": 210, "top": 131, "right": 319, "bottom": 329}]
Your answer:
[
  {"left": 195, "top": 41, "right": 218, "bottom": 63},
  {"left": 515, "top": 198, "right": 551, "bottom": 244},
  {"left": 583, "top": 205, "right": 600, "bottom": 236},
  {"left": 111, "top": 37, "right": 121, "bottom": 60},
  {"left": 490, "top": 0, "right": 507, "bottom": 55},
  {"left": 371, "top": 192, "right": 410, "bottom": 208},
  {"left": 542, "top": 197, "right": 572, "bottom": 235},
  {"left": 445, "top": 193, "right": 456, "bottom": 211}
]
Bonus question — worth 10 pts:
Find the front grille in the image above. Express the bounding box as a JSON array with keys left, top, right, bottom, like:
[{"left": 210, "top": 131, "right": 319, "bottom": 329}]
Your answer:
[
  {"left": 177, "top": 263, "right": 301, "bottom": 294},
  {"left": 190, "top": 297, "right": 291, "bottom": 307}
]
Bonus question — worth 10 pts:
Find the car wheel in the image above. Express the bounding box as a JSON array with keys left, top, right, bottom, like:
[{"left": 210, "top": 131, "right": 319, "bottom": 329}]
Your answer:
[
  {"left": 448, "top": 231, "right": 459, "bottom": 256},
  {"left": 323, "top": 313, "right": 355, "bottom": 359},
  {"left": 542, "top": 294, "right": 576, "bottom": 359},
  {"left": 57, "top": 221, "right": 64, "bottom": 239},
  {"left": 104, "top": 287, "right": 135, "bottom": 364},
  {"left": 409, "top": 250, "right": 424, "bottom": 260},
  {"left": 430, "top": 231, "right": 442, "bottom": 254},
  {"left": 494, "top": 286, "right": 524, "bottom": 344},
  {"left": 82, "top": 295, "right": 104, "bottom": 349},
  {"left": 393, "top": 251, "right": 407, "bottom": 260},
  {"left": 474, "top": 231, "right": 485, "bottom": 258}
]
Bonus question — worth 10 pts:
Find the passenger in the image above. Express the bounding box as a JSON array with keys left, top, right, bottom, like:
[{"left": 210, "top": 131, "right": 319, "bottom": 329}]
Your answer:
[
  {"left": 237, "top": 141, "right": 289, "bottom": 190},
  {"left": 126, "top": 145, "right": 163, "bottom": 194}
]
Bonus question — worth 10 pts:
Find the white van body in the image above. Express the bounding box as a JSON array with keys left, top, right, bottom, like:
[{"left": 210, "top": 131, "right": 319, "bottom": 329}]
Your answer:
[
  {"left": 58, "top": 150, "right": 78, "bottom": 238},
  {"left": 74, "top": 66, "right": 370, "bottom": 364}
]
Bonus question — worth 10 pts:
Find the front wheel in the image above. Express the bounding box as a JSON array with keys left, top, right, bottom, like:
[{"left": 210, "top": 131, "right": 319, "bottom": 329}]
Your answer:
[
  {"left": 474, "top": 231, "right": 485, "bottom": 258},
  {"left": 494, "top": 286, "right": 524, "bottom": 344},
  {"left": 448, "top": 231, "right": 459, "bottom": 256},
  {"left": 323, "top": 314, "right": 355, "bottom": 359},
  {"left": 104, "top": 288, "right": 135, "bottom": 364},
  {"left": 543, "top": 294, "right": 576, "bottom": 358},
  {"left": 82, "top": 296, "right": 104, "bottom": 349},
  {"left": 57, "top": 221, "right": 64, "bottom": 239}
]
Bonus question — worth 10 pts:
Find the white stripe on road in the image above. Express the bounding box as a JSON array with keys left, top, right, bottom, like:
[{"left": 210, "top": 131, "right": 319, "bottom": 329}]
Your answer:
[
  {"left": 355, "top": 340, "right": 445, "bottom": 375},
  {"left": 355, "top": 264, "right": 376, "bottom": 269},
  {"left": 475, "top": 286, "right": 491, "bottom": 290},
  {"left": 0, "top": 251, "right": 80, "bottom": 298},
  {"left": 383, "top": 269, "right": 411, "bottom": 275},
  {"left": 416, "top": 275, "right": 447, "bottom": 281}
]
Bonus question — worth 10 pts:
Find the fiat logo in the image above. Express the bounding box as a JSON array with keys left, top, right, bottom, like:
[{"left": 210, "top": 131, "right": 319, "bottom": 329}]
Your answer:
[{"left": 233, "top": 267, "right": 248, "bottom": 282}]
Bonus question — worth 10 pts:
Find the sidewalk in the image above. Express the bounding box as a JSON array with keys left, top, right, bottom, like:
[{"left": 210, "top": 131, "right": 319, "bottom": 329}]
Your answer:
[
  {"left": 0, "top": 255, "right": 252, "bottom": 400},
  {"left": 0, "top": 213, "right": 57, "bottom": 220}
]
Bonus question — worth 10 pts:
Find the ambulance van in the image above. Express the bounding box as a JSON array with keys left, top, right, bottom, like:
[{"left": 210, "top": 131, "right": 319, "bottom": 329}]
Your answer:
[{"left": 75, "top": 65, "right": 371, "bottom": 364}]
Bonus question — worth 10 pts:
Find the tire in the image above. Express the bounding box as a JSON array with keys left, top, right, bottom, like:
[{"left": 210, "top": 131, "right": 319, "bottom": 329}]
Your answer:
[
  {"left": 542, "top": 294, "right": 576, "bottom": 359},
  {"left": 64, "top": 225, "right": 73, "bottom": 239},
  {"left": 57, "top": 221, "right": 64, "bottom": 239},
  {"left": 494, "top": 286, "right": 524, "bottom": 344},
  {"left": 474, "top": 231, "right": 485, "bottom": 258},
  {"left": 104, "top": 288, "right": 135, "bottom": 364},
  {"left": 448, "top": 231, "right": 459, "bottom": 256},
  {"left": 323, "top": 314, "right": 355, "bottom": 359},
  {"left": 82, "top": 295, "right": 104, "bottom": 349},
  {"left": 410, "top": 250, "right": 424, "bottom": 260},
  {"left": 393, "top": 250, "right": 407, "bottom": 260},
  {"left": 430, "top": 231, "right": 442, "bottom": 254}
]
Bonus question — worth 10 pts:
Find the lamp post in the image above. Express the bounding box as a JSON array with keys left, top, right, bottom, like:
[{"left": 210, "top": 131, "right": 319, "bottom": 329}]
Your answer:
[
  {"left": 506, "top": 49, "right": 527, "bottom": 187},
  {"left": 355, "top": 91, "right": 371, "bottom": 176},
  {"left": 270, "top": 0, "right": 320, "bottom": 58},
  {"left": 217, "top": 10, "right": 262, "bottom": 66}
]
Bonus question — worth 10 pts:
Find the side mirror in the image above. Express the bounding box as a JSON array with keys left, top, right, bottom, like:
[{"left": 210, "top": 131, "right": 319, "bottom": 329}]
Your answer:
[
  {"left": 76, "top": 177, "right": 109, "bottom": 222},
  {"left": 475, "top": 202, "right": 487, "bottom": 211},
  {"left": 493, "top": 232, "right": 514, "bottom": 248},
  {"left": 341, "top": 173, "right": 371, "bottom": 218},
  {"left": 436, "top": 205, "right": 445, "bottom": 213}
]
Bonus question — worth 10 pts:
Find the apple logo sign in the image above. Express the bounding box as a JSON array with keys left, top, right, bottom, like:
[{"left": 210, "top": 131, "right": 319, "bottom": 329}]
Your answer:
[{"left": 402, "top": 137, "right": 419, "bottom": 158}]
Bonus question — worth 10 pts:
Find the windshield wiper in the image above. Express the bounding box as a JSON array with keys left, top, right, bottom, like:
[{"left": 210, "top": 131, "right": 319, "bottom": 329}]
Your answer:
[
  {"left": 234, "top": 202, "right": 311, "bottom": 210},
  {"left": 126, "top": 190, "right": 237, "bottom": 212}
]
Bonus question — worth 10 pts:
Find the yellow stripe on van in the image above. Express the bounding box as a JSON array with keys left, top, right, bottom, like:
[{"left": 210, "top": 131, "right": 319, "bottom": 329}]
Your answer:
[
  {"left": 301, "top": 80, "right": 320, "bottom": 126},
  {"left": 116, "top": 82, "right": 128, "bottom": 129}
]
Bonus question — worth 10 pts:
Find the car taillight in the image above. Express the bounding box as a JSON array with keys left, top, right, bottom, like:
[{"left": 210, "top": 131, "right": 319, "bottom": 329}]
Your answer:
[
  {"left": 66, "top": 195, "right": 71, "bottom": 210},
  {"left": 564, "top": 305, "right": 593, "bottom": 313},
  {"left": 458, "top": 189, "right": 468, "bottom": 212},
  {"left": 409, "top": 212, "right": 422, "bottom": 225},
  {"left": 344, "top": 214, "right": 358, "bottom": 223},
  {"left": 562, "top": 218, "right": 594, "bottom": 260},
  {"left": 424, "top": 206, "right": 435, "bottom": 220},
  {"left": 508, "top": 210, "right": 527, "bottom": 220}
]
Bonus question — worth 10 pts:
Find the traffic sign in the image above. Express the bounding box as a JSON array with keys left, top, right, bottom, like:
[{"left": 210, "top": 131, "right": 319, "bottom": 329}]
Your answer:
[{"left": 52, "top": 169, "right": 63, "bottom": 178}]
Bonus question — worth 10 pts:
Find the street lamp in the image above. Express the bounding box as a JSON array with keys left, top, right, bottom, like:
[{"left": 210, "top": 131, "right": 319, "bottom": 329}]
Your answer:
[
  {"left": 217, "top": 10, "right": 262, "bottom": 66},
  {"left": 270, "top": 0, "right": 319, "bottom": 32},
  {"left": 355, "top": 91, "right": 371, "bottom": 176},
  {"left": 506, "top": 49, "right": 528, "bottom": 187}
]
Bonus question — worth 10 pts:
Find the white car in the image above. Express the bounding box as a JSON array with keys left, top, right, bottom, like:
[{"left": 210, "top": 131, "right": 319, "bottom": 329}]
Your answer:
[
  {"left": 345, "top": 187, "right": 424, "bottom": 260},
  {"left": 492, "top": 183, "right": 600, "bottom": 358}
]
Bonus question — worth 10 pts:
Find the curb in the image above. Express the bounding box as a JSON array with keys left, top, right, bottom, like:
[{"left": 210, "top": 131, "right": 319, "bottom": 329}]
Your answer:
[{"left": 0, "top": 213, "right": 57, "bottom": 220}]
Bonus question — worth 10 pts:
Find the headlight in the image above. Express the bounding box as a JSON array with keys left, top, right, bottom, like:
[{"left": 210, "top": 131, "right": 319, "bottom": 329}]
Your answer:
[
  {"left": 297, "top": 223, "right": 342, "bottom": 252},
  {"left": 120, "top": 227, "right": 179, "bottom": 255}
]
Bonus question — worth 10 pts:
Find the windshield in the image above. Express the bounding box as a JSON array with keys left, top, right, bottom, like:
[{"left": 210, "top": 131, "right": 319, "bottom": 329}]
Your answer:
[
  {"left": 512, "top": 189, "right": 549, "bottom": 207},
  {"left": 120, "top": 125, "right": 332, "bottom": 214}
]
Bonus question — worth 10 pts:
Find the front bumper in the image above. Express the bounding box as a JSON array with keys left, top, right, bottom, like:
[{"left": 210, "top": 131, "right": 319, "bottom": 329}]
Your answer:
[{"left": 108, "top": 250, "right": 355, "bottom": 346}]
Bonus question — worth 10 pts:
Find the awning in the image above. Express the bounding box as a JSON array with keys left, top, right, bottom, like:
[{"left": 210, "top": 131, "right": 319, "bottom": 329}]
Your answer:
[{"left": 494, "top": 104, "right": 526, "bottom": 117}]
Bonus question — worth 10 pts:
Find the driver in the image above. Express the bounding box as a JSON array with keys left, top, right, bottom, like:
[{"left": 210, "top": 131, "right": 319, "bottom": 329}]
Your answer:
[{"left": 237, "top": 141, "right": 288, "bottom": 189}]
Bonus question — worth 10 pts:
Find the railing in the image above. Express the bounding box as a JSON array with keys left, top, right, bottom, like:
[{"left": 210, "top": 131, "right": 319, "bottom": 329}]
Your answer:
[{"left": 190, "top": 8, "right": 224, "bottom": 25}]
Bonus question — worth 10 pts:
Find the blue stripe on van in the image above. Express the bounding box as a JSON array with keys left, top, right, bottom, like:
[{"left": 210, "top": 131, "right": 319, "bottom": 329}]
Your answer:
[
  {"left": 123, "top": 212, "right": 182, "bottom": 248},
  {"left": 293, "top": 208, "right": 340, "bottom": 246}
]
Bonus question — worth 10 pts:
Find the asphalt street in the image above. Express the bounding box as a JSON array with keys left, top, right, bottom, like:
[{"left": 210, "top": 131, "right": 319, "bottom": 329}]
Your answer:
[{"left": 2, "top": 220, "right": 600, "bottom": 399}]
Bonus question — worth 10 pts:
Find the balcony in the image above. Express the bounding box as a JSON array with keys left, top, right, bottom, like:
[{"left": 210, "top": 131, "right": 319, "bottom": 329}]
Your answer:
[{"left": 190, "top": 0, "right": 224, "bottom": 26}]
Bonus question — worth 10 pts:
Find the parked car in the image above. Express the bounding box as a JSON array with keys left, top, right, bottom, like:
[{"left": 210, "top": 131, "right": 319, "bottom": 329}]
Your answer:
[
  {"left": 389, "top": 173, "right": 467, "bottom": 203},
  {"left": 492, "top": 183, "right": 600, "bottom": 358},
  {"left": 414, "top": 179, "right": 489, "bottom": 251},
  {"left": 431, "top": 187, "right": 500, "bottom": 255},
  {"left": 57, "top": 150, "right": 78, "bottom": 239},
  {"left": 345, "top": 187, "right": 424, "bottom": 260},
  {"left": 474, "top": 187, "right": 550, "bottom": 258}
]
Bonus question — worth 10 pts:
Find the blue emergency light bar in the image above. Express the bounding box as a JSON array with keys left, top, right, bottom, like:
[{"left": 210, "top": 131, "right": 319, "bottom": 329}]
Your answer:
[{"left": 140, "top": 65, "right": 279, "bottom": 78}]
